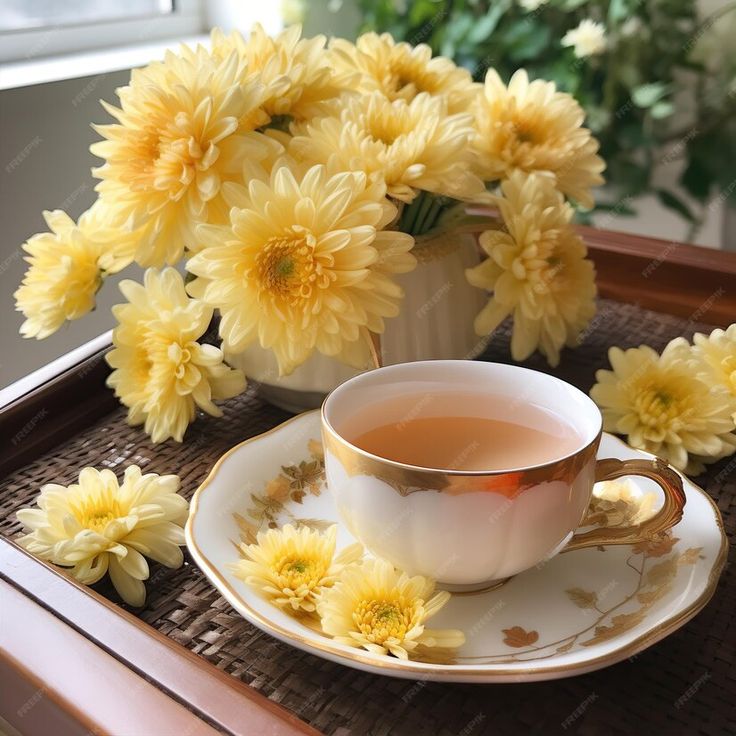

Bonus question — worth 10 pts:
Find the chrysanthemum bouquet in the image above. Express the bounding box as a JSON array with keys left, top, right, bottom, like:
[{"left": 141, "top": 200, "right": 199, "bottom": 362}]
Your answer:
[{"left": 15, "top": 25, "right": 605, "bottom": 443}]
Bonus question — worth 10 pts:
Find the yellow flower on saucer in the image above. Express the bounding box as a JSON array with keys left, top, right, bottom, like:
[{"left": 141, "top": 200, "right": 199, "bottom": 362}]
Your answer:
[
  {"left": 232, "top": 524, "right": 363, "bottom": 614},
  {"left": 590, "top": 340, "right": 736, "bottom": 474},
  {"left": 187, "top": 162, "right": 416, "bottom": 375},
  {"left": 318, "top": 557, "right": 465, "bottom": 660},
  {"left": 330, "top": 32, "right": 480, "bottom": 114},
  {"left": 107, "top": 268, "right": 246, "bottom": 443},
  {"left": 466, "top": 171, "right": 597, "bottom": 366},
  {"left": 472, "top": 69, "right": 605, "bottom": 208},
  {"left": 16, "top": 465, "right": 188, "bottom": 607},
  {"left": 15, "top": 204, "right": 135, "bottom": 339},
  {"left": 91, "top": 42, "right": 278, "bottom": 266},
  {"left": 211, "top": 24, "right": 352, "bottom": 122},
  {"left": 691, "top": 325, "right": 736, "bottom": 420},
  {"left": 289, "top": 91, "right": 485, "bottom": 203}
]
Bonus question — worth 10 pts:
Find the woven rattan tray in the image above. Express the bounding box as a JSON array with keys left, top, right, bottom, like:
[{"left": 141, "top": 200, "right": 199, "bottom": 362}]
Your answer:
[{"left": 1, "top": 293, "right": 735, "bottom": 736}]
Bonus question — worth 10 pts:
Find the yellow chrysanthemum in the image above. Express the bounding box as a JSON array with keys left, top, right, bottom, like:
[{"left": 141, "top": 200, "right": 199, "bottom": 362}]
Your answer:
[
  {"left": 232, "top": 524, "right": 363, "bottom": 614},
  {"left": 472, "top": 69, "right": 605, "bottom": 207},
  {"left": 289, "top": 91, "right": 486, "bottom": 203},
  {"left": 318, "top": 557, "right": 465, "bottom": 660},
  {"left": 106, "top": 268, "right": 246, "bottom": 443},
  {"left": 91, "top": 42, "right": 281, "bottom": 266},
  {"left": 210, "top": 24, "right": 353, "bottom": 122},
  {"left": 466, "top": 171, "right": 597, "bottom": 366},
  {"left": 590, "top": 340, "right": 736, "bottom": 474},
  {"left": 15, "top": 204, "right": 135, "bottom": 339},
  {"left": 16, "top": 465, "right": 188, "bottom": 606},
  {"left": 187, "top": 162, "right": 416, "bottom": 375},
  {"left": 691, "top": 325, "right": 736, "bottom": 420},
  {"left": 330, "top": 32, "right": 480, "bottom": 115}
]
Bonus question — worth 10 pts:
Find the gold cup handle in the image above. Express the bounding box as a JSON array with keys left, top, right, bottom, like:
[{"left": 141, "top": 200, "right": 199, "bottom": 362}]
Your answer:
[{"left": 563, "top": 457, "right": 687, "bottom": 553}]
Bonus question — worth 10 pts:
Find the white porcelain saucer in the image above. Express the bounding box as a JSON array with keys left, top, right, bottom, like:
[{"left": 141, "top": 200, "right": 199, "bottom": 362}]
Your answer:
[{"left": 185, "top": 410, "right": 727, "bottom": 683}]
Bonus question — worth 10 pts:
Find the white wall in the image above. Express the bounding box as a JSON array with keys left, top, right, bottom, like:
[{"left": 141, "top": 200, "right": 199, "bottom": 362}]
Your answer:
[{"left": 0, "top": 70, "right": 143, "bottom": 390}]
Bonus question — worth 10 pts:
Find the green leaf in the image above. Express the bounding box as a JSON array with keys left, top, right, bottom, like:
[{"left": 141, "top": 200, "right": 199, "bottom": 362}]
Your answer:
[
  {"left": 632, "top": 83, "right": 668, "bottom": 108},
  {"left": 608, "top": 157, "right": 651, "bottom": 196},
  {"left": 656, "top": 189, "right": 696, "bottom": 222},
  {"left": 595, "top": 200, "right": 637, "bottom": 216},
  {"left": 506, "top": 23, "right": 552, "bottom": 62},
  {"left": 680, "top": 157, "right": 712, "bottom": 202},
  {"left": 444, "top": 11, "right": 474, "bottom": 44},
  {"left": 650, "top": 100, "right": 675, "bottom": 119},
  {"left": 466, "top": 0, "right": 510, "bottom": 45},
  {"left": 608, "top": 0, "right": 629, "bottom": 24},
  {"left": 408, "top": 0, "right": 444, "bottom": 26}
]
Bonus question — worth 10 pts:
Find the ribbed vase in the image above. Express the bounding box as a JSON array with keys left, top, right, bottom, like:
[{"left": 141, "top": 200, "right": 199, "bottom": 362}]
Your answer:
[{"left": 227, "top": 231, "right": 488, "bottom": 412}]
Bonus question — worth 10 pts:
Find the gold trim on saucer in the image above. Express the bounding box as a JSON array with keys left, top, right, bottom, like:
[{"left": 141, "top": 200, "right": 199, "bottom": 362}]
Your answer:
[{"left": 185, "top": 414, "right": 729, "bottom": 679}]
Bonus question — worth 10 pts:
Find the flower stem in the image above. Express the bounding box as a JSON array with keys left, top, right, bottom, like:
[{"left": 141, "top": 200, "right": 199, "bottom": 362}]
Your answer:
[
  {"left": 418, "top": 197, "right": 444, "bottom": 235},
  {"left": 398, "top": 191, "right": 426, "bottom": 233},
  {"left": 411, "top": 192, "right": 437, "bottom": 235}
]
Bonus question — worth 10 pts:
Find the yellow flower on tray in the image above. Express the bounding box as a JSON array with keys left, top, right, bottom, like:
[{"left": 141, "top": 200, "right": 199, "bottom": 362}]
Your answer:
[
  {"left": 289, "top": 91, "right": 485, "bottom": 203},
  {"left": 330, "top": 32, "right": 480, "bottom": 114},
  {"left": 15, "top": 204, "right": 135, "bottom": 339},
  {"left": 91, "top": 42, "right": 280, "bottom": 266},
  {"left": 691, "top": 326, "right": 736, "bottom": 420},
  {"left": 187, "top": 162, "right": 416, "bottom": 375},
  {"left": 232, "top": 524, "right": 363, "bottom": 614},
  {"left": 107, "top": 268, "right": 246, "bottom": 443},
  {"left": 466, "top": 171, "right": 597, "bottom": 366},
  {"left": 16, "top": 466, "right": 188, "bottom": 607},
  {"left": 318, "top": 557, "right": 465, "bottom": 660},
  {"left": 590, "top": 340, "right": 736, "bottom": 474},
  {"left": 472, "top": 69, "right": 605, "bottom": 208}
]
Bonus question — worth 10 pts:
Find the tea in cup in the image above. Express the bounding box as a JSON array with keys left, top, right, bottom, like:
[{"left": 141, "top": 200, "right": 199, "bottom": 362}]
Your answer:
[{"left": 321, "top": 360, "right": 685, "bottom": 589}]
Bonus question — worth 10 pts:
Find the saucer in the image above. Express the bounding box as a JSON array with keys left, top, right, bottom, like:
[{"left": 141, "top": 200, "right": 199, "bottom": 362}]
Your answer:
[{"left": 186, "top": 411, "right": 727, "bottom": 682}]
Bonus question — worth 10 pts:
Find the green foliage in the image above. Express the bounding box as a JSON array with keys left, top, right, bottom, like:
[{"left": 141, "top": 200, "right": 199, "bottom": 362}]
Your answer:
[{"left": 353, "top": 0, "right": 736, "bottom": 229}]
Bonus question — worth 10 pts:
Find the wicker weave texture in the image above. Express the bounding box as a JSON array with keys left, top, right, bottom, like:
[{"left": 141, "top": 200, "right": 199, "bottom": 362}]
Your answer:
[{"left": 1, "top": 299, "right": 734, "bottom": 736}]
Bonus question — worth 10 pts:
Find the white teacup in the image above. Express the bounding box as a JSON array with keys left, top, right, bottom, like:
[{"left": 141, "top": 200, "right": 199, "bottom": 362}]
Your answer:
[{"left": 321, "top": 360, "right": 685, "bottom": 590}]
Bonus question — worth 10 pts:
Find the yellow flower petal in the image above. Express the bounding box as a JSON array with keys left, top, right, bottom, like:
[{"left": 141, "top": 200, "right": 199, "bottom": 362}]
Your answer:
[
  {"left": 187, "top": 162, "right": 416, "bottom": 375},
  {"left": 590, "top": 339, "right": 736, "bottom": 472},
  {"left": 472, "top": 69, "right": 605, "bottom": 208},
  {"left": 15, "top": 465, "right": 188, "bottom": 607},
  {"left": 289, "top": 91, "right": 486, "bottom": 204},
  {"left": 231, "top": 523, "right": 362, "bottom": 615},
  {"left": 330, "top": 32, "right": 480, "bottom": 115},
  {"left": 468, "top": 172, "right": 597, "bottom": 365},
  {"left": 91, "top": 40, "right": 280, "bottom": 266},
  {"left": 15, "top": 201, "right": 134, "bottom": 340},
  {"left": 106, "top": 268, "right": 245, "bottom": 443},
  {"left": 318, "top": 557, "right": 464, "bottom": 659}
]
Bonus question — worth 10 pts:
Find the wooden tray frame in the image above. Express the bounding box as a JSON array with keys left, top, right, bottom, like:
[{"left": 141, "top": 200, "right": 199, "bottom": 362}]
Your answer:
[{"left": 1, "top": 229, "right": 735, "bottom": 735}]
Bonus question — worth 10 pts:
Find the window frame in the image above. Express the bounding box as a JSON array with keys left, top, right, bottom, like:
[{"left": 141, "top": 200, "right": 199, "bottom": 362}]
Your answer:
[{"left": 0, "top": 0, "right": 204, "bottom": 64}]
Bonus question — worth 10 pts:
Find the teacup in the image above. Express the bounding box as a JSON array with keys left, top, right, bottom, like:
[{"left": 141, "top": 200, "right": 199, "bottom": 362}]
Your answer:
[{"left": 321, "top": 360, "right": 686, "bottom": 590}]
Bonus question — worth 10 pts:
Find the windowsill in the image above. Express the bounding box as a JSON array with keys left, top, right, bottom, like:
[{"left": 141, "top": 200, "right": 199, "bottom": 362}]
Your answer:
[{"left": 0, "top": 34, "right": 209, "bottom": 91}]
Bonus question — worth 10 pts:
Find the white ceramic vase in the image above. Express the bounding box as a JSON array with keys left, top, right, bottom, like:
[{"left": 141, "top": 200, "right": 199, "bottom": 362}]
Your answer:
[{"left": 227, "top": 232, "right": 489, "bottom": 412}]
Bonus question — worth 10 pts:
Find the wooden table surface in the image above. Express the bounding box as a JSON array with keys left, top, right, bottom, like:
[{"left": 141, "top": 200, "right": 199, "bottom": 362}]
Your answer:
[{"left": 1, "top": 226, "right": 735, "bottom": 736}]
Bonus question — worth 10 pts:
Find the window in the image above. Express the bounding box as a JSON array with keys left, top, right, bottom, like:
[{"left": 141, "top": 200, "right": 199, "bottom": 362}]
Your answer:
[
  {"left": 0, "top": 0, "right": 203, "bottom": 64},
  {"left": 0, "top": 0, "right": 174, "bottom": 32}
]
